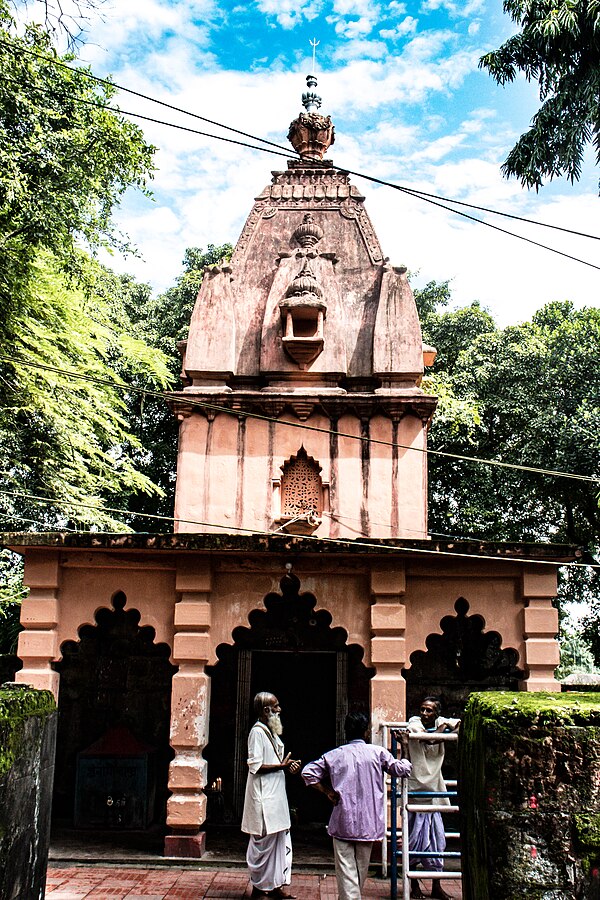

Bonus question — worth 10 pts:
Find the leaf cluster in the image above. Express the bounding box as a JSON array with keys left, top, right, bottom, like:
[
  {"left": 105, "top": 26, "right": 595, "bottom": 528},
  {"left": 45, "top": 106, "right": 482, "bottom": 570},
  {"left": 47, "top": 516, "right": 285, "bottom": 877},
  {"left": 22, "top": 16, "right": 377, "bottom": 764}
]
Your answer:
[
  {"left": 111, "top": 244, "right": 233, "bottom": 523},
  {"left": 480, "top": 0, "right": 600, "bottom": 189},
  {"left": 423, "top": 296, "right": 600, "bottom": 548}
]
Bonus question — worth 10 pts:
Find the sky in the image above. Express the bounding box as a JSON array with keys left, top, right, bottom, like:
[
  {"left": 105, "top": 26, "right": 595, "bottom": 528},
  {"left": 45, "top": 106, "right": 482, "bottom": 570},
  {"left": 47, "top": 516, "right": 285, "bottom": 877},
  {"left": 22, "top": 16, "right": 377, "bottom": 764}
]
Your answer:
[{"left": 24, "top": 0, "right": 600, "bottom": 326}]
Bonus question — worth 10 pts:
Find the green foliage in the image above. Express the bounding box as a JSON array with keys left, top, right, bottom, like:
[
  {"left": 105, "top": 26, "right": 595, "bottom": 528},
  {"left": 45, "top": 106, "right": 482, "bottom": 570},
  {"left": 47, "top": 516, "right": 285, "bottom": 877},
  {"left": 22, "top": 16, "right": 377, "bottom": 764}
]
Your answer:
[
  {"left": 0, "top": 549, "right": 24, "bottom": 653},
  {"left": 556, "top": 629, "right": 599, "bottom": 680},
  {"left": 115, "top": 244, "right": 233, "bottom": 523},
  {"left": 480, "top": 0, "right": 600, "bottom": 189},
  {"left": 0, "top": 252, "right": 173, "bottom": 529},
  {"left": 0, "top": 3, "right": 176, "bottom": 531},
  {"left": 0, "top": 0, "right": 155, "bottom": 292},
  {"left": 422, "top": 296, "right": 600, "bottom": 547}
]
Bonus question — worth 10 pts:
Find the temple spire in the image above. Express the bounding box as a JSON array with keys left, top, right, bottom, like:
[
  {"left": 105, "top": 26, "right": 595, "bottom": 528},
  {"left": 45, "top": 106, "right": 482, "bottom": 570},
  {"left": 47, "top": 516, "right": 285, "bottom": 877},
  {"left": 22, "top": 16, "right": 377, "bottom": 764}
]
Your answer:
[{"left": 288, "top": 50, "right": 335, "bottom": 161}]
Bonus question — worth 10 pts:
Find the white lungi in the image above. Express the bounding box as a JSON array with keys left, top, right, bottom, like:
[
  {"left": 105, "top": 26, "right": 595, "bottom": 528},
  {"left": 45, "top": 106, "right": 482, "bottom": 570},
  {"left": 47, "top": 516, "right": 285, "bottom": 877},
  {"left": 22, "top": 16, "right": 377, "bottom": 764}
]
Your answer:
[
  {"left": 332, "top": 837, "right": 373, "bottom": 900},
  {"left": 247, "top": 828, "right": 292, "bottom": 891}
]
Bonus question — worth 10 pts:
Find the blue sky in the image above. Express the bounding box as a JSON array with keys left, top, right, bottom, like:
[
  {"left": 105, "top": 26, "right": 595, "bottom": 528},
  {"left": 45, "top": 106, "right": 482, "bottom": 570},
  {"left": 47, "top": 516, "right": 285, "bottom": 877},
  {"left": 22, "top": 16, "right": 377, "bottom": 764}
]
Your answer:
[{"left": 25, "top": 0, "right": 599, "bottom": 324}]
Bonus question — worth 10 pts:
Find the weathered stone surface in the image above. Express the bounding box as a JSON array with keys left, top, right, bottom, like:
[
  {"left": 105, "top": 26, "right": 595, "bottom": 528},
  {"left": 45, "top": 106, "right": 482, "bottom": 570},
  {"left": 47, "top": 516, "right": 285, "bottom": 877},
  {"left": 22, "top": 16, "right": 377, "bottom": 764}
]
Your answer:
[
  {"left": 0, "top": 686, "right": 57, "bottom": 900},
  {"left": 459, "top": 691, "right": 600, "bottom": 900}
]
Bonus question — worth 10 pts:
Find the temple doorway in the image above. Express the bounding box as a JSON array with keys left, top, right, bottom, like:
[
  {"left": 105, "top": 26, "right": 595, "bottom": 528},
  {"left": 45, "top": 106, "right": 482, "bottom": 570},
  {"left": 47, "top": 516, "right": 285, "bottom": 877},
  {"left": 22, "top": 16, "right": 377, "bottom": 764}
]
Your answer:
[
  {"left": 204, "top": 572, "right": 374, "bottom": 828},
  {"left": 52, "top": 591, "right": 177, "bottom": 833}
]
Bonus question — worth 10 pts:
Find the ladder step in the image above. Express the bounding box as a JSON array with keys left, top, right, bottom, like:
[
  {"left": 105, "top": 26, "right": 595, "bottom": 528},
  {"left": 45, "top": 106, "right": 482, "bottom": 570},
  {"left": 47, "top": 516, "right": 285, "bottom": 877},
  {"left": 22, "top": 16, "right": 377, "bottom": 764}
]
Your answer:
[
  {"left": 407, "top": 791, "right": 457, "bottom": 798},
  {"left": 401, "top": 851, "right": 461, "bottom": 858},
  {"left": 406, "top": 871, "right": 462, "bottom": 880},
  {"left": 407, "top": 804, "right": 460, "bottom": 813}
]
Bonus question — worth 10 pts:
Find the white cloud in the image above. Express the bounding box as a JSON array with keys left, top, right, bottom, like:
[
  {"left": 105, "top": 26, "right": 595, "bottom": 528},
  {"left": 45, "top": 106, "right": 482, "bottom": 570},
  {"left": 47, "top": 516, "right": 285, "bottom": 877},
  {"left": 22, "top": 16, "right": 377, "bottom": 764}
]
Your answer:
[
  {"left": 333, "top": 15, "right": 378, "bottom": 37},
  {"left": 420, "top": 0, "right": 485, "bottom": 17},
  {"left": 332, "top": 0, "right": 380, "bottom": 14},
  {"left": 77, "top": 0, "right": 217, "bottom": 70},
  {"left": 254, "top": 0, "right": 323, "bottom": 28},
  {"left": 327, "top": 0, "right": 381, "bottom": 39},
  {"left": 380, "top": 17, "right": 419, "bottom": 39},
  {"left": 332, "top": 39, "right": 389, "bottom": 61},
  {"left": 54, "top": 0, "right": 597, "bottom": 330}
]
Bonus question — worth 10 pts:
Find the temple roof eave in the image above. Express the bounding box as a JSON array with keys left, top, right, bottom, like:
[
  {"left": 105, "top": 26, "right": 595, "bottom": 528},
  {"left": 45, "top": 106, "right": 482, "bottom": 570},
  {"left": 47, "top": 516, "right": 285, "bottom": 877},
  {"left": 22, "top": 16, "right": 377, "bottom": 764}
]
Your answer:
[
  {"left": 166, "top": 389, "right": 439, "bottom": 424},
  {"left": 2, "top": 531, "right": 582, "bottom": 565}
]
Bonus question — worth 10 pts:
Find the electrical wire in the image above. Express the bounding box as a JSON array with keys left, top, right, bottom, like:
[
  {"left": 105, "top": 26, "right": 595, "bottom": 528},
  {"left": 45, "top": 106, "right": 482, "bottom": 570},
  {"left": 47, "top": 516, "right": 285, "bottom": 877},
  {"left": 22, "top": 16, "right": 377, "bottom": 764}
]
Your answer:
[
  {"left": 1, "top": 352, "right": 598, "bottom": 485},
  {"left": 0, "top": 39, "right": 599, "bottom": 268},
  {"left": 5, "top": 39, "right": 600, "bottom": 242},
  {"left": 0, "top": 486, "right": 595, "bottom": 569}
]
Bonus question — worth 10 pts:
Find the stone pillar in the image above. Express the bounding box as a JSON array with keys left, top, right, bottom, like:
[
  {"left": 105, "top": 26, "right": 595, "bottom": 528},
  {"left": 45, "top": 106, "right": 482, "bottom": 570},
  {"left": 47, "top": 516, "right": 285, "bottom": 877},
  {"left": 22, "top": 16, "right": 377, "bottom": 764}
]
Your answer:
[
  {"left": 16, "top": 551, "right": 60, "bottom": 698},
  {"left": 369, "top": 565, "right": 407, "bottom": 742},
  {"left": 165, "top": 558, "right": 212, "bottom": 857},
  {"left": 520, "top": 566, "right": 560, "bottom": 692}
]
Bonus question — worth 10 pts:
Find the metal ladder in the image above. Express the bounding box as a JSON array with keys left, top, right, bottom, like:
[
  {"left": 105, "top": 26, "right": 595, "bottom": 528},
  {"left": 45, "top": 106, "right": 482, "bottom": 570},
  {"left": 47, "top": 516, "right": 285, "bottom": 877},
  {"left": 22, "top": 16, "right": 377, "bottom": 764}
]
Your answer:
[{"left": 390, "top": 731, "right": 462, "bottom": 900}]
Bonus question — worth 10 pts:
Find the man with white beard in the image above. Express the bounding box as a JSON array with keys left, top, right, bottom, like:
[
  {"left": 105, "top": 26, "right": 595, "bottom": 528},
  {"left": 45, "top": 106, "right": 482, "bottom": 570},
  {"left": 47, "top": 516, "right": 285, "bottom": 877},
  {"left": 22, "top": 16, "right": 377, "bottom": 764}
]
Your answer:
[{"left": 241, "top": 692, "right": 301, "bottom": 898}]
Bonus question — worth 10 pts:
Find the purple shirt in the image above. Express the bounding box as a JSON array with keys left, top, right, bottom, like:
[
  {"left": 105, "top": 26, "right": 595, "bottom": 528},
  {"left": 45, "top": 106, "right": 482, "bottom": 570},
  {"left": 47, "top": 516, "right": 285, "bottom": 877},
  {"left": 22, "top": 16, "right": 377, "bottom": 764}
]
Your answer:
[{"left": 301, "top": 739, "right": 412, "bottom": 841}]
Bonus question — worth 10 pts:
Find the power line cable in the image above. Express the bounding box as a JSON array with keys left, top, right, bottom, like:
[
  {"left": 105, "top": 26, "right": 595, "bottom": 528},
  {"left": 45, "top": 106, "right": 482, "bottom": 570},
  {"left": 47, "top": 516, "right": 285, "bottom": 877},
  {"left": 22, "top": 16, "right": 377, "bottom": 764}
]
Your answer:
[
  {"left": 1, "top": 352, "right": 598, "bottom": 485},
  {"left": 0, "top": 486, "right": 594, "bottom": 569},
  {"left": 1, "top": 39, "right": 599, "bottom": 261}
]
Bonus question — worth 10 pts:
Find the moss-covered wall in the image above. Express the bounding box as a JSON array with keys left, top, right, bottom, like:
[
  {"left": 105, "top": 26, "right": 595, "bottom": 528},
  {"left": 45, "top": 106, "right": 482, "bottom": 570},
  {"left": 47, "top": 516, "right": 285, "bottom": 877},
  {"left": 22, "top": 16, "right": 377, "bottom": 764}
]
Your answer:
[
  {"left": 459, "top": 691, "right": 600, "bottom": 900},
  {"left": 0, "top": 686, "right": 57, "bottom": 900}
]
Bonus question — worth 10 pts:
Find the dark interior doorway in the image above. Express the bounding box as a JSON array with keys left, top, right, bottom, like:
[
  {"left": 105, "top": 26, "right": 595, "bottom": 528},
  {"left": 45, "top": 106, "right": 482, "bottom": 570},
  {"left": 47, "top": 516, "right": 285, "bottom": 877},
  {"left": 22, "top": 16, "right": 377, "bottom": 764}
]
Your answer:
[
  {"left": 52, "top": 591, "right": 177, "bottom": 832},
  {"left": 250, "top": 649, "right": 337, "bottom": 824},
  {"left": 204, "top": 571, "right": 374, "bottom": 829}
]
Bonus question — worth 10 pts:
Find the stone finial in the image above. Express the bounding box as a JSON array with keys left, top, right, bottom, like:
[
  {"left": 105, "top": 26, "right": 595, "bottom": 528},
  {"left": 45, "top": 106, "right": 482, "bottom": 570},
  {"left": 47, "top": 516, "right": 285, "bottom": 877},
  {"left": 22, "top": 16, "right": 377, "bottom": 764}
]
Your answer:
[
  {"left": 288, "top": 74, "right": 335, "bottom": 161},
  {"left": 302, "top": 74, "right": 322, "bottom": 113},
  {"left": 293, "top": 213, "right": 324, "bottom": 248}
]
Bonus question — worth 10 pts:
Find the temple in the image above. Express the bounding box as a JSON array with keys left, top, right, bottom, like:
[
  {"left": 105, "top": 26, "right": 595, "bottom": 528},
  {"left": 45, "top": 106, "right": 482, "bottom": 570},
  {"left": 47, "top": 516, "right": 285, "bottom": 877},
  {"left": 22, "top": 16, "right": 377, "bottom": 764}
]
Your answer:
[{"left": 6, "top": 74, "right": 571, "bottom": 858}]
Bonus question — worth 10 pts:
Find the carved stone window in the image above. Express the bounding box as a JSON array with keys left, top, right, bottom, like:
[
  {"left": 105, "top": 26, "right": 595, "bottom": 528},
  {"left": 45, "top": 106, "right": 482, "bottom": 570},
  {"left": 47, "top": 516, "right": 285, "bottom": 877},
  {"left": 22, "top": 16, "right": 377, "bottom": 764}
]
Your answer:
[{"left": 273, "top": 447, "right": 326, "bottom": 534}]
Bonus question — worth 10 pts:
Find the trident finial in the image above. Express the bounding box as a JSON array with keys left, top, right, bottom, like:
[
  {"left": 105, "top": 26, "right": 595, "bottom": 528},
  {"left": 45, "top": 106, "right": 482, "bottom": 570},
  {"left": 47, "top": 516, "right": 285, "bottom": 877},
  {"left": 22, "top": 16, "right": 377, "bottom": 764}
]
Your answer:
[{"left": 309, "top": 37, "right": 319, "bottom": 74}]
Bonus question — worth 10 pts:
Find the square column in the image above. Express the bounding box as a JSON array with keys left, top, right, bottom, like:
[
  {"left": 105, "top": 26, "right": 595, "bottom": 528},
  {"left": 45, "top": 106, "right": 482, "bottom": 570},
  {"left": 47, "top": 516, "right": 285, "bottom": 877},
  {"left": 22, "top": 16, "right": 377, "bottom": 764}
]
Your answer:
[
  {"left": 369, "top": 565, "right": 407, "bottom": 742},
  {"left": 520, "top": 567, "right": 560, "bottom": 692},
  {"left": 165, "top": 558, "right": 212, "bottom": 858},
  {"left": 16, "top": 551, "right": 60, "bottom": 697}
]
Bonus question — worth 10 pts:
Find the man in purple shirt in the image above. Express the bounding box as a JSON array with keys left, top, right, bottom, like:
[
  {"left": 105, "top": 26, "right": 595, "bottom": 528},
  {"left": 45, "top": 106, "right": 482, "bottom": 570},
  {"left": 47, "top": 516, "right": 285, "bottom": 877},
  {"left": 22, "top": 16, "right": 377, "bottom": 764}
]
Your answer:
[{"left": 302, "top": 712, "right": 412, "bottom": 900}]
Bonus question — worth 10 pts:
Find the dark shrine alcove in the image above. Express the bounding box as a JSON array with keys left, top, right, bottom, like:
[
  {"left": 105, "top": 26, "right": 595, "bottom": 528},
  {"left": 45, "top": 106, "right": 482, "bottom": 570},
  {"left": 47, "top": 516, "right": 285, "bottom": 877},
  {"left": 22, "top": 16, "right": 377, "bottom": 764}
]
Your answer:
[
  {"left": 52, "top": 591, "right": 177, "bottom": 829},
  {"left": 403, "top": 596, "right": 524, "bottom": 719},
  {"left": 204, "top": 571, "right": 374, "bottom": 827}
]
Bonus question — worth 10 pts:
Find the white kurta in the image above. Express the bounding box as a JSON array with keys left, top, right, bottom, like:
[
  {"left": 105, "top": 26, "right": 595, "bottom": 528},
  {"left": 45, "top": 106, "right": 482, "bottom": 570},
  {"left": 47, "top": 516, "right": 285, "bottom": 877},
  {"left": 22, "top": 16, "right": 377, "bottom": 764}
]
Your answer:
[
  {"left": 407, "top": 715, "right": 460, "bottom": 805},
  {"left": 241, "top": 722, "right": 291, "bottom": 836}
]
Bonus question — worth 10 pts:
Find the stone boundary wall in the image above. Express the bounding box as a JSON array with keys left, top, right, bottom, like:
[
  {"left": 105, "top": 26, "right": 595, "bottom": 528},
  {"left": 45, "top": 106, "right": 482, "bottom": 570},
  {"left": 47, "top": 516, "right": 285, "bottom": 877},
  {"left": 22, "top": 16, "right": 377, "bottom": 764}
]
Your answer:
[
  {"left": 0, "top": 685, "right": 57, "bottom": 900},
  {"left": 459, "top": 691, "right": 600, "bottom": 900}
]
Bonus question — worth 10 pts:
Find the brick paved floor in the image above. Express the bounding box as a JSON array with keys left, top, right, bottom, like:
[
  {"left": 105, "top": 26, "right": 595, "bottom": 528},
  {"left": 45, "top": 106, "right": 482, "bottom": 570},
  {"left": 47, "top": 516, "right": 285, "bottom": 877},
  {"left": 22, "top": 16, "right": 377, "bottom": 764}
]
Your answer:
[{"left": 46, "top": 866, "right": 462, "bottom": 899}]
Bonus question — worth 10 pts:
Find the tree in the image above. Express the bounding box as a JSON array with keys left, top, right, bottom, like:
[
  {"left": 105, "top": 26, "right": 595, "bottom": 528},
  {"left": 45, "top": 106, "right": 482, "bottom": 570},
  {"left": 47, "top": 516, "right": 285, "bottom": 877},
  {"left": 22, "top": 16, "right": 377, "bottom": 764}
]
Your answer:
[
  {"left": 11, "top": 0, "right": 108, "bottom": 48},
  {"left": 0, "top": 0, "right": 155, "bottom": 309},
  {"left": 425, "top": 300, "right": 600, "bottom": 547},
  {"left": 0, "top": 2, "right": 174, "bottom": 530},
  {"left": 0, "top": 549, "right": 25, "bottom": 654},
  {"left": 117, "top": 245, "right": 233, "bottom": 523},
  {"left": 555, "top": 629, "right": 599, "bottom": 680},
  {"left": 480, "top": 0, "right": 600, "bottom": 190},
  {"left": 0, "top": 252, "right": 172, "bottom": 531}
]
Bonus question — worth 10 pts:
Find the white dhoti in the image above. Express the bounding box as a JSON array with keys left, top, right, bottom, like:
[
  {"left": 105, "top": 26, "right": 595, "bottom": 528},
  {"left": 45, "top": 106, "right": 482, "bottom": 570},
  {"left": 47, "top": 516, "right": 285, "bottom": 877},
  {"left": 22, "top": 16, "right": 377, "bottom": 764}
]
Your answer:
[{"left": 246, "top": 828, "right": 292, "bottom": 891}]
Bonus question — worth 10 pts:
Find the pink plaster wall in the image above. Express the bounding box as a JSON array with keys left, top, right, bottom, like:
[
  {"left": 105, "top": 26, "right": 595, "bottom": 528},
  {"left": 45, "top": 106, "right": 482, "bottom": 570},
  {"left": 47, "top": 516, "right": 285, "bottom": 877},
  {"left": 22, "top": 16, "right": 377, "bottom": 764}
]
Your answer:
[
  {"left": 174, "top": 410, "right": 428, "bottom": 538},
  {"left": 14, "top": 545, "right": 559, "bottom": 835}
]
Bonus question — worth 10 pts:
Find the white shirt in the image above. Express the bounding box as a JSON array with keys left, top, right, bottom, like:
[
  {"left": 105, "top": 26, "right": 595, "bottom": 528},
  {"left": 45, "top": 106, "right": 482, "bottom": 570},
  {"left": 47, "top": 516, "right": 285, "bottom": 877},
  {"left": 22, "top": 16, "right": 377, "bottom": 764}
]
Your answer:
[
  {"left": 407, "top": 715, "right": 460, "bottom": 806},
  {"left": 241, "top": 722, "right": 291, "bottom": 836}
]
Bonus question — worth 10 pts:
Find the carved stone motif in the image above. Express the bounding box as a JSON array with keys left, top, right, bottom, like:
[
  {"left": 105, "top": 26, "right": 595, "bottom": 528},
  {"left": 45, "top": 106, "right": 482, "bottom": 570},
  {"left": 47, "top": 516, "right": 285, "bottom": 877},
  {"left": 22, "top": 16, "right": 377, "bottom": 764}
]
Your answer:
[
  {"left": 293, "top": 213, "right": 324, "bottom": 248},
  {"left": 287, "top": 113, "right": 335, "bottom": 161},
  {"left": 279, "top": 254, "right": 327, "bottom": 369},
  {"left": 280, "top": 446, "right": 323, "bottom": 532}
]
